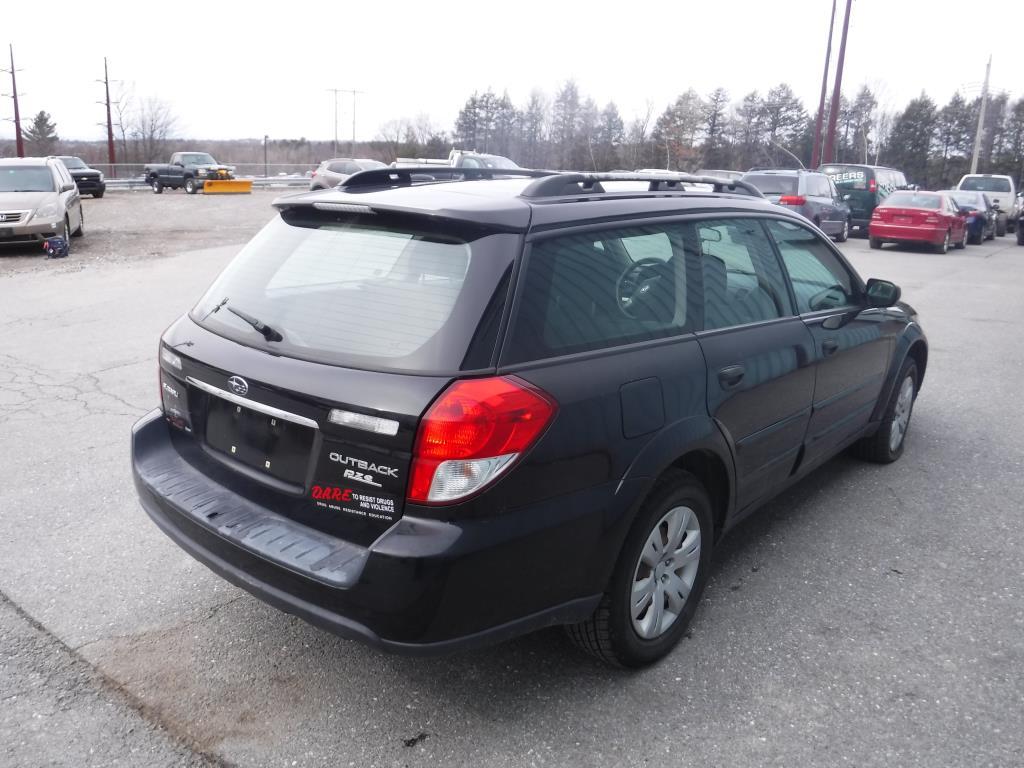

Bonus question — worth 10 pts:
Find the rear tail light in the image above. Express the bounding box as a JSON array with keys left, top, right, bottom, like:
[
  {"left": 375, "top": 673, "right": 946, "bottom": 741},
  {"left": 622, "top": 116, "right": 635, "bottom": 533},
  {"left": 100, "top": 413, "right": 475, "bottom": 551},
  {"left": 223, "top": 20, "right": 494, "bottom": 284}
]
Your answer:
[
  {"left": 408, "top": 376, "right": 557, "bottom": 504},
  {"left": 871, "top": 210, "right": 882, "bottom": 219},
  {"left": 311, "top": 170, "right": 317, "bottom": 177},
  {"left": 778, "top": 195, "right": 806, "bottom": 205},
  {"left": 869, "top": 179, "right": 877, "bottom": 192}
]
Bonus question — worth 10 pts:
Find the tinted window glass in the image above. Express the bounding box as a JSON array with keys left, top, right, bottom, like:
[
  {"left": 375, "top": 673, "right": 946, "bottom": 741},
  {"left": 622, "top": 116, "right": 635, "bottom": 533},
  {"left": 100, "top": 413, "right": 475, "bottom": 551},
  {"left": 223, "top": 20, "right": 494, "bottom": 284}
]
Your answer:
[
  {"left": 191, "top": 213, "right": 515, "bottom": 372},
  {"left": 696, "top": 219, "right": 790, "bottom": 330},
  {"left": 58, "top": 156, "right": 87, "bottom": 169},
  {"left": 505, "top": 223, "right": 692, "bottom": 362},
  {"left": 960, "top": 176, "right": 1012, "bottom": 193},
  {"left": 767, "top": 220, "right": 857, "bottom": 313},
  {"left": 743, "top": 174, "right": 798, "bottom": 196},
  {"left": 820, "top": 165, "right": 872, "bottom": 189},
  {"left": 0, "top": 167, "right": 55, "bottom": 192}
]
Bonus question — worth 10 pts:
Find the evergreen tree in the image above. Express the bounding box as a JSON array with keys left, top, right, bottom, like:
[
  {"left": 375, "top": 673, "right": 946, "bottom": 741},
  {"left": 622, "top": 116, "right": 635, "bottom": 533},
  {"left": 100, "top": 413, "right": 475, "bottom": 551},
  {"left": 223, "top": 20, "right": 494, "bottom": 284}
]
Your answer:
[
  {"left": 23, "top": 110, "right": 59, "bottom": 154},
  {"left": 887, "top": 93, "right": 937, "bottom": 186},
  {"left": 701, "top": 88, "right": 730, "bottom": 168},
  {"left": 550, "top": 81, "right": 581, "bottom": 169},
  {"left": 592, "top": 102, "right": 625, "bottom": 170}
]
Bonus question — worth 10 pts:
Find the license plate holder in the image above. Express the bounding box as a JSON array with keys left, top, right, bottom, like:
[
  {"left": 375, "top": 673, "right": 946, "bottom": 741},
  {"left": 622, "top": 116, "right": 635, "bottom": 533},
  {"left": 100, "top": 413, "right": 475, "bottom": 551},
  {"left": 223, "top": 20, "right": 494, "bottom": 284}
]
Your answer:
[
  {"left": 894, "top": 216, "right": 912, "bottom": 225},
  {"left": 205, "top": 396, "right": 314, "bottom": 486},
  {"left": 0, "top": 227, "right": 13, "bottom": 238}
]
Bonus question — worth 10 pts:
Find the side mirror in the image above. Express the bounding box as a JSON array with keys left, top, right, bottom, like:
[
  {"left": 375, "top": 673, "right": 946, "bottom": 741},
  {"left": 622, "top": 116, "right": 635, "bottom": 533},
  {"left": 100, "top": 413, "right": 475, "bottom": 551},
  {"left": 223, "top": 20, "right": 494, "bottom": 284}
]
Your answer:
[
  {"left": 60, "top": 183, "right": 75, "bottom": 193},
  {"left": 865, "top": 278, "right": 901, "bottom": 308},
  {"left": 842, "top": 193, "right": 851, "bottom": 201},
  {"left": 173, "top": 161, "right": 184, "bottom": 167}
]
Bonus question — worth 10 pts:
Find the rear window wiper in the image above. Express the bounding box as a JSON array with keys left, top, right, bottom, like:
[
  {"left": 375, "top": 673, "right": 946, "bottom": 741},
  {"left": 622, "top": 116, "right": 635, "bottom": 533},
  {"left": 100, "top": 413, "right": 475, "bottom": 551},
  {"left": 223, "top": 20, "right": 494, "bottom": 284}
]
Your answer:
[{"left": 225, "top": 303, "right": 284, "bottom": 342}]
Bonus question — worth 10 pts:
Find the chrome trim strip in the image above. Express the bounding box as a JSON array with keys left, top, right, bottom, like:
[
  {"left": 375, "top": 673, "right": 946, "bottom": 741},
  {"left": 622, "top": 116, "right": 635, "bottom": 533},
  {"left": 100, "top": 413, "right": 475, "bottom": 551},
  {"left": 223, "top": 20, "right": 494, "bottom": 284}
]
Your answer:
[{"left": 186, "top": 376, "right": 319, "bottom": 429}]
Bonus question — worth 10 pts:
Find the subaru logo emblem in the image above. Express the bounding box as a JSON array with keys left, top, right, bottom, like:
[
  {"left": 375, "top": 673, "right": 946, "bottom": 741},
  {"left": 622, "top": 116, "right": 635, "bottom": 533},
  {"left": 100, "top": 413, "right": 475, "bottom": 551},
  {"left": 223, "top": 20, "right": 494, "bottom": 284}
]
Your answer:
[{"left": 227, "top": 376, "right": 249, "bottom": 396}]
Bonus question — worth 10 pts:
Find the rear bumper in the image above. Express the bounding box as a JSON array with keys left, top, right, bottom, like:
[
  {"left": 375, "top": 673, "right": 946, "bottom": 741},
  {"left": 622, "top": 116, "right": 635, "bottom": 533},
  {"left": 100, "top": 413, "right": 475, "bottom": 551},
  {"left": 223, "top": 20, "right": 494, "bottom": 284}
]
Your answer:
[
  {"left": 868, "top": 222, "right": 945, "bottom": 244},
  {"left": 131, "top": 410, "right": 602, "bottom": 654}
]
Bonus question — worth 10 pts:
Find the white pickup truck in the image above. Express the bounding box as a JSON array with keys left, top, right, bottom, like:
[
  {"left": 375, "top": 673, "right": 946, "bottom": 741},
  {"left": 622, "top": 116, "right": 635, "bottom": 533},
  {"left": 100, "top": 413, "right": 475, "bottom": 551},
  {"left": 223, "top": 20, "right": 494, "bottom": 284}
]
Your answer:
[
  {"left": 393, "top": 149, "right": 519, "bottom": 170},
  {"left": 956, "top": 174, "right": 1018, "bottom": 235}
]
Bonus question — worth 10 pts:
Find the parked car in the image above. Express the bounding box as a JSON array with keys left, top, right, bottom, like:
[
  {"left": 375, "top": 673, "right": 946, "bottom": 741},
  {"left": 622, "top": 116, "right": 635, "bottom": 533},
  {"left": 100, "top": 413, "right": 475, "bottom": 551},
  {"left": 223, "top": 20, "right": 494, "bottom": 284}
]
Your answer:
[
  {"left": 393, "top": 149, "right": 519, "bottom": 169},
  {"left": 694, "top": 169, "right": 744, "bottom": 181},
  {"left": 956, "top": 174, "right": 1017, "bottom": 235},
  {"left": 309, "top": 158, "right": 387, "bottom": 191},
  {"left": 869, "top": 191, "right": 968, "bottom": 252},
  {"left": 741, "top": 169, "right": 851, "bottom": 241},
  {"left": 145, "top": 152, "right": 236, "bottom": 194},
  {"left": 818, "top": 164, "right": 908, "bottom": 235},
  {"left": 946, "top": 189, "right": 996, "bottom": 243},
  {"left": 56, "top": 156, "right": 106, "bottom": 198},
  {"left": 0, "top": 157, "right": 84, "bottom": 248},
  {"left": 133, "top": 167, "right": 926, "bottom": 667}
]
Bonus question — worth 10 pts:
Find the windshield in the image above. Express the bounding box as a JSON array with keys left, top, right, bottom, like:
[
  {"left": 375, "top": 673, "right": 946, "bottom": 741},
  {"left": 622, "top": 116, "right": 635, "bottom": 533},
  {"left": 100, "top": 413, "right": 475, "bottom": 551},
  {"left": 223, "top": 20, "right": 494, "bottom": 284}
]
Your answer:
[
  {"left": 190, "top": 212, "right": 515, "bottom": 372},
  {"left": 0, "top": 166, "right": 55, "bottom": 193},
  {"left": 461, "top": 154, "right": 519, "bottom": 169},
  {"left": 58, "top": 157, "right": 87, "bottom": 169},
  {"left": 356, "top": 160, "right": 387, "bottom": 170},
  {"left": 696, "top": 169, "right": 742, "bottom": 180},
  {"left": 960, "top": 176, "right": 1011, "bottom": 193},
  {"left": 820, "top": 165, "right": 872, "bottom": 188},
  {"left": 180, "top": 153, "right": 217, "bottom": 165},
  {"left": 742, "top": 174, "right": 798, "bottom": 195},
  {"left": 882, "top": 192, "right": 941, "bottom": 209}
]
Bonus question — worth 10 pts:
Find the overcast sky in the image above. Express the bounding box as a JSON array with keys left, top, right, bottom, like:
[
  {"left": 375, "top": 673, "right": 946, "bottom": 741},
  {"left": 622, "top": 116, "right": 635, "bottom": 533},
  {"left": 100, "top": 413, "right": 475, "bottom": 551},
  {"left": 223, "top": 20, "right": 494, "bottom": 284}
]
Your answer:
[{"left": 3, "top": 0, "right": 1020, "bottom": 144}]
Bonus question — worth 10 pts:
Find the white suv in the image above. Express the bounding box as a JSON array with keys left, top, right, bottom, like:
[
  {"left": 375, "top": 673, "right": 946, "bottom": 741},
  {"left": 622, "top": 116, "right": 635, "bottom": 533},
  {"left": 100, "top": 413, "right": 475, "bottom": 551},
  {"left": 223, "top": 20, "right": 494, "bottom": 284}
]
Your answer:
[{"left": 956, "top": 174, "right": 1017, "bottom": 235}]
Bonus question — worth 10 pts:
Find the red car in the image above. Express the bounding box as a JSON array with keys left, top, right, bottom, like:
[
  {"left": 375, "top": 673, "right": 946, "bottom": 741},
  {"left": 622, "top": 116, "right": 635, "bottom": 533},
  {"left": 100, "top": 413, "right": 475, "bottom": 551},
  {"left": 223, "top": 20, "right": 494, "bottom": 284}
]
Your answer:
[{"left": 869, "top": 191, "right": 968, "bottom": 253}]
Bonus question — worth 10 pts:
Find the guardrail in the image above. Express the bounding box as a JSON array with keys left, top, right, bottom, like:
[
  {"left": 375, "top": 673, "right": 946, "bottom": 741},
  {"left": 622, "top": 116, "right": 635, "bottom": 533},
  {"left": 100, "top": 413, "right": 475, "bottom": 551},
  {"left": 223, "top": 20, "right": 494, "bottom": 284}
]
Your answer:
[{"left": 104, "top": 175, "right": 313, "bottom": 190}]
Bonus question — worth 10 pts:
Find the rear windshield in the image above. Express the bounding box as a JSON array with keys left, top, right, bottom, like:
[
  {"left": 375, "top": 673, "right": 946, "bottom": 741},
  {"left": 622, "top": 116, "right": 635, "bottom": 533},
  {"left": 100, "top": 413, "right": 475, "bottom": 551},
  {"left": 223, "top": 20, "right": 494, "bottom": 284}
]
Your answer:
[
  {"left": 882, "top": 192, "right": 941, "bottom": 209},
  {"left": 820, "top": 165, "right": 872, "bottom": 188},
  {"left": 190, "top": 212, "right": 515, "bottom": 373},
  {"left": 58, "top": 157, "right": 87, "bottom": 169},
  {"left": 948, "top": 191, "right": 985, "bottom": 208},
  {"left": 960, "top": 176, "right": 1012, "bottom": 193},
  {"left": 0, "top": 167, "right": 55, "bottom": 192},
  {"left": 742, "top": 174, "right": 798, "bottom": 195}
]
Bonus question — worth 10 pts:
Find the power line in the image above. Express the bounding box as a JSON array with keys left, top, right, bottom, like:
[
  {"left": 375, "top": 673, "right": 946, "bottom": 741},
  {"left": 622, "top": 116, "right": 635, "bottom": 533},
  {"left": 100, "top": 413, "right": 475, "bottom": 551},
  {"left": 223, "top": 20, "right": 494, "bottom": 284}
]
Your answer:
[{"left": 327, "top": 87, "right": 365, "bottom": 157}]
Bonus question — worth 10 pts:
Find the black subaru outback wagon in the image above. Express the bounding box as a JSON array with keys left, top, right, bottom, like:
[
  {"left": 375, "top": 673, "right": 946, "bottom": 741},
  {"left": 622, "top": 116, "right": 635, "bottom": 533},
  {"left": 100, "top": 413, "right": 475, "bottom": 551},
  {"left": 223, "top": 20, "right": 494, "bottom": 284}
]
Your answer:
[{"left": 132, "top": 168, "right": 926, "bottom": 667}]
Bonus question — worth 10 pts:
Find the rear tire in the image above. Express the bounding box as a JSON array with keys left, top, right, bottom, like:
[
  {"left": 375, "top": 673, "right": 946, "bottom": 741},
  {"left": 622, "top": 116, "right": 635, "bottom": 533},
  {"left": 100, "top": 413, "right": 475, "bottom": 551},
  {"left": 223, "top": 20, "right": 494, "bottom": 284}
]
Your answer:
[
  {"left": 1017, "top": 226, "right": 1024, "bottom": 246},
  {"left": 853, "top": 359, "right": 918, "bottom": 463},
  {"left": 996, "top": 217, "right": 1007, "bottom": 237},
  {"left": 72, "top": 209, "right": 84, "bottom": 237},
  {"left": 151, "top": 178, "right": 163, "bottom": 194},
  {"left": 969, "top": 227, "right": 983, "bottom": 245},
  {"left": 934, "top": 230, "right": 950, "bottom": 254},
  {"left": 869, "top": 237, "right": 882, "bottom": 249},
  {"left": 566, "top": 470, "right": 713, "bottom": 667},
  {"left": 836, "top": 219, "right": 849, "bottom": 242}
]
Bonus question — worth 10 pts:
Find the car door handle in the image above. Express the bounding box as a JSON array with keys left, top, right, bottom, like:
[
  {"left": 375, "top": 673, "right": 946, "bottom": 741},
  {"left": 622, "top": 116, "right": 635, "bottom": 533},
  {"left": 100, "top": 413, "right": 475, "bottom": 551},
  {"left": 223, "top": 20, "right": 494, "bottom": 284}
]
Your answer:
[
  {"left": 822, "top": 339, "right": 840, "bottom": 357},
  {"left": 717, "top": 365, "right": 746, "bottom": 389}
]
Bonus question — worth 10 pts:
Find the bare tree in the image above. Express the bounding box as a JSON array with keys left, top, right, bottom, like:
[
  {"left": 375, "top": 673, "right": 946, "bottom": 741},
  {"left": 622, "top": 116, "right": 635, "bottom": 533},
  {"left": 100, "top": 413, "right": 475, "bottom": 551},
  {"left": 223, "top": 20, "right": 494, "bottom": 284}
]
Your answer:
[
  {"left": 130, "top": 98, "right": 179, "bottom": 163},
  {"left": 109, "top": 81, "right": 135, "bottom": 164},
  {"left": 377, "top": 119, "right": 411, "bottom": 162}
]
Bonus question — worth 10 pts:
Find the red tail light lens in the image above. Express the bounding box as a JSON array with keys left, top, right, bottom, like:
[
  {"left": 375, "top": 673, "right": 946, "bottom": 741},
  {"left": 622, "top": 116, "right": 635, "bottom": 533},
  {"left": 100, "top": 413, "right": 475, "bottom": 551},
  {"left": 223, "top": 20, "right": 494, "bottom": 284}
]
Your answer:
[
  {"left": 408, "top": 376, "right": 557, "bottom": 504},
  {"left": 778, "top": 195, "right": 806, "bottom": 205},
  {"left": 869, "top": 179, "right": 877, "bottom": 192}
]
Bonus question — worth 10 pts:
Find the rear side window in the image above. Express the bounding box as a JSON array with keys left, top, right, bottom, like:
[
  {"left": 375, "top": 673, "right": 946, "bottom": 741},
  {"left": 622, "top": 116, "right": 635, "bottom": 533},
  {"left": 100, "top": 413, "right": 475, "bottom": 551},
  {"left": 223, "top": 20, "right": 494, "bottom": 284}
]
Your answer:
[
  {"left": 821, "top": 165, "right": 871, "bottom": 190},
  {"left": 807, "top": 175, "right": 831, "bottom": 198},
  {"left": 766, "top": 220, "right": 858, "bottom": 313},
  {"left": 505, "top": 223, "right": 693, "bottom": 362},
  {"left": 191, "top": 213, "right": 516, "bottom": 373},
  {"left": 695, "top": 219, "right": 791, "bottom": 330}
]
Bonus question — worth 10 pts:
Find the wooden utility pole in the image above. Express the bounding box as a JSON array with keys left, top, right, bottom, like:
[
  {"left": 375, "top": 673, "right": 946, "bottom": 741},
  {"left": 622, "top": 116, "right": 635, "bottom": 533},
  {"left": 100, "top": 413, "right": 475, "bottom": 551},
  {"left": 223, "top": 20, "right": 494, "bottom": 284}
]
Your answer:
[
  {"left": 970, "top": 56, "right": 991, "bottom": 174},
  {"left": 822, "top": 0, "right": 852, "bottom": 165},
  {"left": 103, "top": 57, "right": 116, "bottom": 168},
  {"left": 811, "top": 0, "right": 837, "bottom": 168},
  {"left": 3, "top": 44, "right": 25, "bottom": 157}
]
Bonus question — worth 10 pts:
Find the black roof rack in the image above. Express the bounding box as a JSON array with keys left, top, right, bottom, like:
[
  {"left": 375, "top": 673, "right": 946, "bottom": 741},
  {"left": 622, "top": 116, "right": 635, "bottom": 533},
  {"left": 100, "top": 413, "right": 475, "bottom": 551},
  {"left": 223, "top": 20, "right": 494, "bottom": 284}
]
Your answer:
[
  {"left": 339, "top": 166, "right": 556, "bottom": 190},
  {"left": 520, "top": 172, "right": 764, "bottom": 199}
]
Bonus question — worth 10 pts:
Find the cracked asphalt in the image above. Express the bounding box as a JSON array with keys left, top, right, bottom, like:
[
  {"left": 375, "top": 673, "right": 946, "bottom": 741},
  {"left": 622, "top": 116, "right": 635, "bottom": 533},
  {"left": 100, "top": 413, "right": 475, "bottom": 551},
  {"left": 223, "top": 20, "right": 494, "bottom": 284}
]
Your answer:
[{"left": 1, "top": 193, "right": 1023, "bottom": 767}]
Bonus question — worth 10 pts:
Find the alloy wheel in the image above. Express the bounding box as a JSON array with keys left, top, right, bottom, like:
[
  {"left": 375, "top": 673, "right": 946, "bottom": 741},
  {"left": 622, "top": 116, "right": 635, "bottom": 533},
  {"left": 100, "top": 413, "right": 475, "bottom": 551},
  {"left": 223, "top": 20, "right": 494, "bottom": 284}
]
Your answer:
[
  {"left": 630, "top": 505, "right": 701, "bottom": 640},
  {"left": 889, "top": 375, "right": 915, "bottom": 453}
]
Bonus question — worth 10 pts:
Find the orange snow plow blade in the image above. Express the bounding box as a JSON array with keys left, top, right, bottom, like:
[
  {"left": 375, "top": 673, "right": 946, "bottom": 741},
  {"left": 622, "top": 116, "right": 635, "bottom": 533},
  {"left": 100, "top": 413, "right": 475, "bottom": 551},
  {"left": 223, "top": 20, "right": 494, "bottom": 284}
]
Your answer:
[{"left": 202, "top": 179, "right": 253, "bottom": 194}]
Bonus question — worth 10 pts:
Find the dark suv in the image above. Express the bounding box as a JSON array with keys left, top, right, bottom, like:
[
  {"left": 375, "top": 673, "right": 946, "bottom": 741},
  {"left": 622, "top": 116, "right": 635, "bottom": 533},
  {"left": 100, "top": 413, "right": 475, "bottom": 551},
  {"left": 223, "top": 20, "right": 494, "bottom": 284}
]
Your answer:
[{"left": 132, "top": 168, "right": 927, "bottom": 667}]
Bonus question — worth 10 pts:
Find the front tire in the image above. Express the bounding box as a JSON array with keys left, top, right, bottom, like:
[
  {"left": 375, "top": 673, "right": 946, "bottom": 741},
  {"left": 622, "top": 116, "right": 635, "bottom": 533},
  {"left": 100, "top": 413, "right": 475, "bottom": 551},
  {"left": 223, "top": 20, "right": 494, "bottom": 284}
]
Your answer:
[
  {"left": 566, "top": 470, "right": 712, "bottom": 667},
  {"left": 151, "top": 178, "right": 163, "bottom": 194},
  {"left": 184, "top": 177, "right": 199, "bottom": 194},
  {"left": 996, "top": 217, "right": 1007, "bottom": 237},
  {"left": 836, "top": 219, "right": 850, "bottom": 243},
  {"left": 93, "top": 191, "right": 104, "bottom": 199},
  {"left": 72, "top": 208, "right": 84, "bottom": 238},
  {"left": 869, "top": 237, "right": 882, "bottom": 249},
  {"left": 853, "top": 359, "right": 918, "bottom": 463},
  {"left": 1017, "top": 226, "right": 1024, "bottom": 246},
  {"left": 954, "top": 227, "right": 967, "bottom": 249}
]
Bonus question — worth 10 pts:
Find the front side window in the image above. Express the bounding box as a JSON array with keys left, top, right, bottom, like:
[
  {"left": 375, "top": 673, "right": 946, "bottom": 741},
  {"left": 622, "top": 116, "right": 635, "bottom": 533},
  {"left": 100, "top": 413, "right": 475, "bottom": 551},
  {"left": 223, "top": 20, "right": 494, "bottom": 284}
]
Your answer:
[
  {"left": 766, "top": 219, "right": 858, "bottom": 313},
  {"left": 505, "top": 223, "right": 692, "bottom": 362},
  {"left": 696, "top": 219, "right": 790, "bottom": 330}
]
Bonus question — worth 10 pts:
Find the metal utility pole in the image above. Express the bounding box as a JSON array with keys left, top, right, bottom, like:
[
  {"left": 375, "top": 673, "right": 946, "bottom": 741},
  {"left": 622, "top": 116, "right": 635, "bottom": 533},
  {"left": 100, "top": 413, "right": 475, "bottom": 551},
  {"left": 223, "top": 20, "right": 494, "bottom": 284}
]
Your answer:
[
  {"left": 263, "top": 134, "right": 269, "bottom": 178},
  {"left": 102, "top": 57, "right": 116, "bottom": 168},
  {"left": 811, "top": 0, "right": 837, "bottom": 168},
  {"left": 970, "top": 56, "right": 991, "bottom": 174},
  {"left": 2, "top": 44, "right": 25, "bottom": 157},
  {"left": 822, "top": 0, "right": 852, "bottom": 165},
  {"left": 327, "top": 88, "right": 364, "bottom": 158}
]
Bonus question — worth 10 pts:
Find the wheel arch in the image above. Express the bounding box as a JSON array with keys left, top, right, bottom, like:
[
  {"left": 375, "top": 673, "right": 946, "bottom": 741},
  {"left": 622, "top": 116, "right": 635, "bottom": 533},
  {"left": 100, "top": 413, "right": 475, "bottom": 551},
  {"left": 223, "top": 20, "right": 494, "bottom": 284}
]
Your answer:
[{"left": 668, "top": 449, "right": 731, "bottom": 541}]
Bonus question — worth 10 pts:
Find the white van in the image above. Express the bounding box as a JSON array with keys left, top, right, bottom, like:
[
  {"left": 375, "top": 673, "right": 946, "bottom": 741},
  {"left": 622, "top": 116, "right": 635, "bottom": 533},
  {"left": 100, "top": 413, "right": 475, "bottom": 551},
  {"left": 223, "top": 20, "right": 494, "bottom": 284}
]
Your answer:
[{"left": 956, "top": 175, "right": 1017, "bottom": 235}]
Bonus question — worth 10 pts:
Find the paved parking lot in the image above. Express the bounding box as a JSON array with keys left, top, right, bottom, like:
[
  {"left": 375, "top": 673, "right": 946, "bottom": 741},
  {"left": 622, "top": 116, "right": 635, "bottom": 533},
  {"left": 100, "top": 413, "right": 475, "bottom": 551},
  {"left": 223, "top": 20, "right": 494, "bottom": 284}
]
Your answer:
[{"left": 1, "top": 192, "right": 1022, "bottom": 767}]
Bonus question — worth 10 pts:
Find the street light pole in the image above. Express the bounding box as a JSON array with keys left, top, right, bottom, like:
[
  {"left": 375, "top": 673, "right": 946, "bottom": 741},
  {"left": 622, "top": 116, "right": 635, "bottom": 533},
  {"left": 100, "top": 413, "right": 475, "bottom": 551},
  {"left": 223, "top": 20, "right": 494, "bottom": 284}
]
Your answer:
[{"left": 970, "top": 56, "right": 991, "bottom": 174}]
